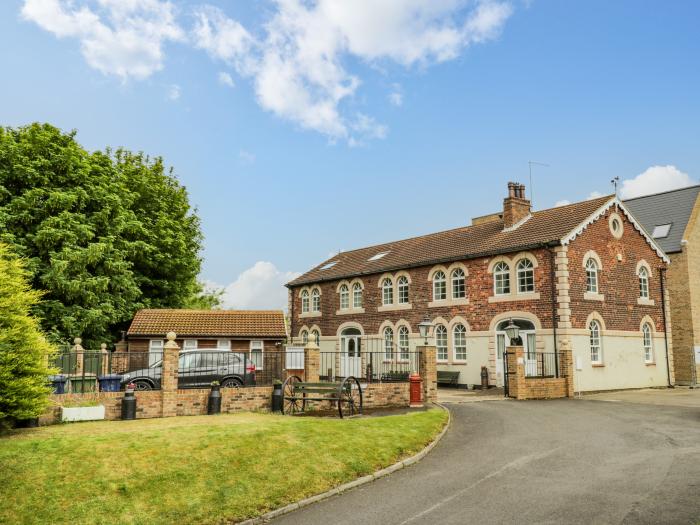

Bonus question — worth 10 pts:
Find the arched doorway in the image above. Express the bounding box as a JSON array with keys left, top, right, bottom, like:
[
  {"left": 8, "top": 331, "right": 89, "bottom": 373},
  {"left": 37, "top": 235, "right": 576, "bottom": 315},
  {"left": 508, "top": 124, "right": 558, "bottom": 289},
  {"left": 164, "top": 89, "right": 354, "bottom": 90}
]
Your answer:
[
  {"left": 495, "top": 319, "right": 537, "bottom": 385},
  {"left": 340, "top": 327, "right": 362, "bottom": 377}
]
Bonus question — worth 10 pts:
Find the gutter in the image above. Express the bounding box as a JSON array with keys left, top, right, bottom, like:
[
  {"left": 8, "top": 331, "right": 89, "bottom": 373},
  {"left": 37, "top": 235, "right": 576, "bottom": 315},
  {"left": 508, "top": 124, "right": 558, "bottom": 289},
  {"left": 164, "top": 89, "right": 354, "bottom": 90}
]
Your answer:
[{"left": 659, "top": 268, "right": 673, "bottom": 387}]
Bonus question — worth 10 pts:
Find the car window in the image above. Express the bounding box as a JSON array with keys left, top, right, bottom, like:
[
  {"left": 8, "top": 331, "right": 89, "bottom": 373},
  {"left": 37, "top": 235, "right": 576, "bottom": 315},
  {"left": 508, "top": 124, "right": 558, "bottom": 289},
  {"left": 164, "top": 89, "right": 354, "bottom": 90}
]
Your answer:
[
  {"left": 200, "top": 353, "right": 216, "bottom": 367},
  {"left": 179, "top": 353, "right": 199, "bottom": 369}
]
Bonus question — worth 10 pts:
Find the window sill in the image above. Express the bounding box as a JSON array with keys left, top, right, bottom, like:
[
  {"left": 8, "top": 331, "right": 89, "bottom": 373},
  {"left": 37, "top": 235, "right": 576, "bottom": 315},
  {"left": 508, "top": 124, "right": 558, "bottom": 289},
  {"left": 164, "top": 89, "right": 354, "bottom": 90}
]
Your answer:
[
  {"left": 378, "top": 303, "right": 412, "bottom": 312},
  {"left": 299, "top": 312, "right": 321, "bottom": 319},
  {"left": 645, "top": 361, "right": 656, "bottom": 366},
  {"left": 637, "top": 298, "right": 655, "bottom": 306},
  {"left": 584, "top": 292, "right": 605, "bottom": 302},
  {"left": 488, "top": 292, "right": 540, "bottom": 303},
  {"left": 452, "top": 360, "right": 467, "bottom": 365},
  {"left": 436, "top": 360, "right": 449, "bottom": 364},
  {"left": 336, "top": 308, "right": 365, "bottom": 316},
  {"left": 591, "top": 363, "right": 605, "bottom": 368},
  {"left": 428, "top": 298, "right": 470, "bottom": 308}
]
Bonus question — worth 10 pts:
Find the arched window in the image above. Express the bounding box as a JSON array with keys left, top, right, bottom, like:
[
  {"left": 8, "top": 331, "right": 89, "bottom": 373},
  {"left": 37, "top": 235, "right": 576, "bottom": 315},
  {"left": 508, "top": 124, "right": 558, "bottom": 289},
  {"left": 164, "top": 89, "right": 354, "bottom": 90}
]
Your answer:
[
  {"left": 451, "top": 268, "right": 466, "bottom": 299},
  {"left": 642, "top": 323, "right": 654, "bottom": 362},
  {"left": 398, "top": 326, "right": 410, "bottom": 360},
  {"left": 352, "top": 282, "right": 363, "bottom": 308},
  {"left": 301, "top": 290, "right": 310, "bottom": 313},
  {"left": 453, "top": 324, "right": 467, "bottom": 361},
  {"left": 383, "top": 327, "right": 394, "bottom": 360},
  {"left": 311, "top": 329, "right": 320, "bottom": 346},
  {"left": 516, "top": 259, "right": 535, "bottom": 293},
  {"left": 397, "top": 276, "right": 409, "bottom": 304},
  {"left": 589, "top": 320, "right": 602, "bottom": 364},
  {"left": 435, "top": 325, "right": 448, "bottom": 362},
  {"left": 339, "top": 284, "right": 349, "bottom": 310},
  {"left": 311, "top": 288, "right": 321, "bottom": 312},
  {"left": 639, "top": 267, "right": 650, "bottom": 299},
  {"left": 433, "top": 270, "right": 447, "bottom": 301},
  {"left": 586, "top": 259, "right": 599, "bottom": 293},
  {"left": 382, "top": 278, "right": 393, "bottom": 305},
  {"left": 494, "top": 262, "right": 510, "bottom": 295},
  {"left": 301, "top": 330, "right": 308, "bottom": 344}
]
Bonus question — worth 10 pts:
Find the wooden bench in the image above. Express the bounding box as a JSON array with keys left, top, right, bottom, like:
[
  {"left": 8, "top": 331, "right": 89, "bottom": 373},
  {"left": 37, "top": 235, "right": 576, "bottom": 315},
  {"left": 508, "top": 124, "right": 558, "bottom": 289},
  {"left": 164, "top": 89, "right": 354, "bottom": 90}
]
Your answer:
[
  {"left": 437, "top": 370, "right": 460, "bottom": 387},
  {"left": 281, "top": 376, "right": 363, "bottom": 418}
]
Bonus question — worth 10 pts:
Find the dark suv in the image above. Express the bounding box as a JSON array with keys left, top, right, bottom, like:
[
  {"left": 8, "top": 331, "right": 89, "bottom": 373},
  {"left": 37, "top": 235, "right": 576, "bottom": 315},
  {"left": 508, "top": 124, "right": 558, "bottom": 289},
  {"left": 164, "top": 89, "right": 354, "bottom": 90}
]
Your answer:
[{"left": 119, "top": 350, "right": 256, "bottom": 390}]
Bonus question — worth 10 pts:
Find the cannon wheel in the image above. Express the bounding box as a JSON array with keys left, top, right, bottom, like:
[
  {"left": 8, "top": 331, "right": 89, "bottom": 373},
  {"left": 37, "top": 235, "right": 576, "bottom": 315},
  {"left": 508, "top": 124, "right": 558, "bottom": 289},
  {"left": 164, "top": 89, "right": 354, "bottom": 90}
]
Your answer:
[
  {"left": 282, "top": 375, "right": 305, "bottom": 415},
  {"left": 338, "top": 376, "right": 363, "bottom": 419}
]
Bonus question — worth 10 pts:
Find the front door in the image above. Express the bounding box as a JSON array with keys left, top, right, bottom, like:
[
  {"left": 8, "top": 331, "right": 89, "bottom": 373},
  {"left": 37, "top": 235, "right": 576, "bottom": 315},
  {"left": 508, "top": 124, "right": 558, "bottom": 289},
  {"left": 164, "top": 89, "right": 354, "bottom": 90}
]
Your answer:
[
  {"left": 496, "top": 329, "right": 537, "bottom": 386},
  {"left": 340, "top": 336, "right": 362, "bottom": 378}
]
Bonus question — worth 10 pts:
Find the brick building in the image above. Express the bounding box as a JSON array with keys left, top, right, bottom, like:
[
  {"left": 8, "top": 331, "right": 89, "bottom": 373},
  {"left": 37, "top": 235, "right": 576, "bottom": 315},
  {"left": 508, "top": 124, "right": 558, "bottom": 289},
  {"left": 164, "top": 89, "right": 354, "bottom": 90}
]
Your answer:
[
  {"left": 287, "top": 183, "right": 673, "bottom": 393},
  {"left": 625, "top": 185, "right": 700, "bottom": 386},
  {"left": 125, "top": 309, "right": 288, "bottom": 369}
]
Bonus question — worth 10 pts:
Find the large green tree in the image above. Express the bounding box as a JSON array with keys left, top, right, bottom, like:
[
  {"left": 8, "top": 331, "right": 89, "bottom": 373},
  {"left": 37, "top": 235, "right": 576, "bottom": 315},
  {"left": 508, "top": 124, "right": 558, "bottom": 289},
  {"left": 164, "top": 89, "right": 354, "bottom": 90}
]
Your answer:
[
  {"left": 0, "top": 123, "right": 212, "bottom": 347},
  {"left": 0, "top": 243, "right": 54, "bottom": 426}
]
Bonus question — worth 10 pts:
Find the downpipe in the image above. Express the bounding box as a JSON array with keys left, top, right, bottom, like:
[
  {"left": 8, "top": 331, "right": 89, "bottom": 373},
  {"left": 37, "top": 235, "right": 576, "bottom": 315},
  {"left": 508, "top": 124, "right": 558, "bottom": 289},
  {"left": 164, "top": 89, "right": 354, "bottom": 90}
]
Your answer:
[{"left": 659, "top": 268, "right": 673, "bottom": 388}]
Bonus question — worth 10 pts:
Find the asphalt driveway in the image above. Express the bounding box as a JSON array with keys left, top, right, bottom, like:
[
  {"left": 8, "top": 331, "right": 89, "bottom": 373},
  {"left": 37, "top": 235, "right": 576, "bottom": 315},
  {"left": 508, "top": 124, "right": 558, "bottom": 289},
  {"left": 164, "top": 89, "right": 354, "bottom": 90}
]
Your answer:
[{"left": 272, "top": 391, "right": 700, "bottom": 525}]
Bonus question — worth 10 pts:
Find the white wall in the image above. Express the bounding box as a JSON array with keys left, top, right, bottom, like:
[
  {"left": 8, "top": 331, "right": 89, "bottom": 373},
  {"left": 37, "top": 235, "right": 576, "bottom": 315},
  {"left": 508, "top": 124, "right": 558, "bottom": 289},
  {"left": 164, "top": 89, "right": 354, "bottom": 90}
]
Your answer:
[{"left": 571, "top": 332, "right": 669, "bottom": 392}]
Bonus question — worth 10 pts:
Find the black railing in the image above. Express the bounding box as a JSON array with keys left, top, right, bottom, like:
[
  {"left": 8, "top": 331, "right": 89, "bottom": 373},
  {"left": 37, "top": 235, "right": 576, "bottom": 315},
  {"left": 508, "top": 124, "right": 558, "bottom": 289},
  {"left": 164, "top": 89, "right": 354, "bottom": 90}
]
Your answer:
[
  {"left": 319, "top": 350, "right": 420, "bottom": 383},
  {"left": 523, "top": 352, "right": 565, "bottom": 378}
]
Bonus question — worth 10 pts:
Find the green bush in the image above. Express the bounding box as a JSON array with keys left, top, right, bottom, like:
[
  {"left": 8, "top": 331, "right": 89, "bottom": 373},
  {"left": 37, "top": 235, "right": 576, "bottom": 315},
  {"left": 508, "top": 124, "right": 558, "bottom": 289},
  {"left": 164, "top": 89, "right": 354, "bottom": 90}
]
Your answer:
[{"left": 0, "top": 243, "right": 55, "bottom": 427}]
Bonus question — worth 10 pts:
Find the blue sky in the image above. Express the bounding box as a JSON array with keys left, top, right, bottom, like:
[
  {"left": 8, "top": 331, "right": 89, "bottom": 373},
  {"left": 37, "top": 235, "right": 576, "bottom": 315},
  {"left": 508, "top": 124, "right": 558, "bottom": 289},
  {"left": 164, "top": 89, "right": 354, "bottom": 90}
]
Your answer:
[{"left": 2, "top": 0, "right": 699, "bottom": 309}]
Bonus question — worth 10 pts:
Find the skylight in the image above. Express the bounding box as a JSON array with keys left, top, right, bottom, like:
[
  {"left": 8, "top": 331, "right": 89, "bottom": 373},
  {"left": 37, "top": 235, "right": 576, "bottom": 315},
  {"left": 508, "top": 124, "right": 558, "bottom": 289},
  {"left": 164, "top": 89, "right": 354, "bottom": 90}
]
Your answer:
[
  {"left": 368, "top": 251, "right": 390, "bottom": 261},
  {"left": 320, "top": 261, "right": 337, "bottom": 270},
  {"left": 652, "top": 224, "right": 672, "bottom": 239}
]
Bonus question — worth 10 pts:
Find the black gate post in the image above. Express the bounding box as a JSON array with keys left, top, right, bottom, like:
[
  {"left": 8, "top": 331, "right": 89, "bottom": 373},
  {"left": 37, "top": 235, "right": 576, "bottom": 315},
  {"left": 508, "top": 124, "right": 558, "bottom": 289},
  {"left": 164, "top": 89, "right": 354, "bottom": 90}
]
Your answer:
[{"left": 503, "top": 351, "right": 509, "bottom": 398}]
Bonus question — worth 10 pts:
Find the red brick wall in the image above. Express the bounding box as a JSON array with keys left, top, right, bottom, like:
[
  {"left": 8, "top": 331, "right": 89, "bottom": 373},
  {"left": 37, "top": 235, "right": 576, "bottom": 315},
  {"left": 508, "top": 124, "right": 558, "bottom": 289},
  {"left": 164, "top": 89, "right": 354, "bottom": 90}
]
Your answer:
[
  {"left": 567, "top": 205, "right": 665, "bottom": 331},
  {"left": 291, "top": 248, "right": 557, "bottom": 336}
]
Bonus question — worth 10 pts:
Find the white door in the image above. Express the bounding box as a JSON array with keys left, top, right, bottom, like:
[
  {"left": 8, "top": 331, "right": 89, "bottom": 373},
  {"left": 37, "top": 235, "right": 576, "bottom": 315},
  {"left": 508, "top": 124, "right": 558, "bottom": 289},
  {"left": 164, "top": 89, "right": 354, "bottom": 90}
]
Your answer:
[
  {"left": 340, "top": 336, "right": 362, "bottom": 378},
  {"left": 496, "top": 330, "right": 537, "bottom": 384}
]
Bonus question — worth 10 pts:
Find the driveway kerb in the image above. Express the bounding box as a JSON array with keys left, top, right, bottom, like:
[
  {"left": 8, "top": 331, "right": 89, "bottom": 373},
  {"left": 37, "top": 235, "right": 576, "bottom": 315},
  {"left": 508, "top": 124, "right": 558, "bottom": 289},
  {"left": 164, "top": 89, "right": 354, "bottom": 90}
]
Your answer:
[{"left": 237, "top": 403, "right": 452, "bottom": 525}]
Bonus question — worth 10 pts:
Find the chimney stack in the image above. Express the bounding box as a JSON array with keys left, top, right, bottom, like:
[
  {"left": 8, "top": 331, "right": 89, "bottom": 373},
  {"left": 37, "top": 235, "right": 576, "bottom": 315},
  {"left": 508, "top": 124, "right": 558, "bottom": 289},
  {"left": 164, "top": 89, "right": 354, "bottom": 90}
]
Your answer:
[{"left": 503, "top": 181, "right": 531, "bottom": 229}]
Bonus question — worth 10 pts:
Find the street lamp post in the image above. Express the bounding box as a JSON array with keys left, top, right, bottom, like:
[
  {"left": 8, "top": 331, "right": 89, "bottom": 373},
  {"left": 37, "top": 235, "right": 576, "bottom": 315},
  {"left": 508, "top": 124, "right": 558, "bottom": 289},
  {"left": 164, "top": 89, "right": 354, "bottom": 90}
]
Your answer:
[{"left": 418, "top": 315, "right": 434, "bottom": 346}]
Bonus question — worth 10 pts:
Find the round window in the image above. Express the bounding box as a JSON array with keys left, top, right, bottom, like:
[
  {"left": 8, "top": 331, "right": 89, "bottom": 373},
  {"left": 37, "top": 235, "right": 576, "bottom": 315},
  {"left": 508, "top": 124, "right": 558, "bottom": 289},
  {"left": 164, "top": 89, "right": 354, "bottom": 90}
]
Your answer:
[{"left": 609, "top": 212, "right": 624, "bottom": 239}]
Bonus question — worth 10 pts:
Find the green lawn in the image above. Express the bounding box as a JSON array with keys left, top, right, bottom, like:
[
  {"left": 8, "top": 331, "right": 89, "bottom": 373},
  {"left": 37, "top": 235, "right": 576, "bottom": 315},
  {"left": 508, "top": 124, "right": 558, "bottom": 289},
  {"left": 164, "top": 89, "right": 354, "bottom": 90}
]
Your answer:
[{"left": 0, "top": 409, "right": 447, "bottom": 525}]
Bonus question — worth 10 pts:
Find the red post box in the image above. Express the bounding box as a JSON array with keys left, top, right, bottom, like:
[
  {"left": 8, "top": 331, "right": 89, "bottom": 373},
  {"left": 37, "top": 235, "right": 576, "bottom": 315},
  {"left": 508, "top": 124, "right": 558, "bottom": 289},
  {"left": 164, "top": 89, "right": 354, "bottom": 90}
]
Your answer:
[{"left": 409, "top": 372, "right": 423, "bottom": 407}]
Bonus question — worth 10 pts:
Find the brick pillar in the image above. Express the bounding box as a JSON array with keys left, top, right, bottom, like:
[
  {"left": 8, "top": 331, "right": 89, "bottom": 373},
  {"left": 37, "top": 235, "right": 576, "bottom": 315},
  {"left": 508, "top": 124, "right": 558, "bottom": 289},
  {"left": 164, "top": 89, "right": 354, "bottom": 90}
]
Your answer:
[
  {"left": 560, "top": 348, "right": 575, "bottom": 398},
  {"left": 72, "top": 337, "right": 84, "bottom": 374},
  {"left": 161, "top": 332, "right": 180, "bottom": 417},
  {"left": 305, "top": 334, "right": 320, "bottom": 383},
  {"left": 418, "top": 346, "right": 437, "bottom": 403},
  {"left": 505, "top": 346, "right": 525, "bottom": 399}
]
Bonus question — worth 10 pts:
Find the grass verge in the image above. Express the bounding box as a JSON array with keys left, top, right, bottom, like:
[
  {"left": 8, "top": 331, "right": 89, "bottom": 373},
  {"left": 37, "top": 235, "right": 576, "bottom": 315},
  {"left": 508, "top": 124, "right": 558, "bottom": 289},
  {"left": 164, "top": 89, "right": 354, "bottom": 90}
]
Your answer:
[{"left": 0, "top": 409, "right": 447, "bottom": 524}]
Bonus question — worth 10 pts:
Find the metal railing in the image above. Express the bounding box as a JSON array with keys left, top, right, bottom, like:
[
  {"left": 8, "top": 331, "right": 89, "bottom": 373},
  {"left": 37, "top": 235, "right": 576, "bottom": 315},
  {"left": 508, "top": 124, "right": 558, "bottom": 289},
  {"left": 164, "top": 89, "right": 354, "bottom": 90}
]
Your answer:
[
  {"left": 318, "top": 350, "right": 420, "bottom": 383},
  {"left": 523, "top": 352, "right": 566, "bottom": 378}
]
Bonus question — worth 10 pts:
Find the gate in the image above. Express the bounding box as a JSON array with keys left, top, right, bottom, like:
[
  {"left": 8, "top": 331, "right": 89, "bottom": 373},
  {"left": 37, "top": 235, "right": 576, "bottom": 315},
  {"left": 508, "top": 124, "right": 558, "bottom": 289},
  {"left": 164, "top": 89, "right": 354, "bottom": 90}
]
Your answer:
[{"left": 503, "top": 351, "right": 510, "bottom": 398}]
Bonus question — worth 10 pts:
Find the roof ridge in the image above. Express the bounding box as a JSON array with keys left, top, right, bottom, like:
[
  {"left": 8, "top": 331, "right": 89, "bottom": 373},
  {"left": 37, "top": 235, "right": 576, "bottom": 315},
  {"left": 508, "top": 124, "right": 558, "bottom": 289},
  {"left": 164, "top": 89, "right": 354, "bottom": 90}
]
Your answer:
[{"left": 622, "top": 184, "right": 700, "bottom": 202}]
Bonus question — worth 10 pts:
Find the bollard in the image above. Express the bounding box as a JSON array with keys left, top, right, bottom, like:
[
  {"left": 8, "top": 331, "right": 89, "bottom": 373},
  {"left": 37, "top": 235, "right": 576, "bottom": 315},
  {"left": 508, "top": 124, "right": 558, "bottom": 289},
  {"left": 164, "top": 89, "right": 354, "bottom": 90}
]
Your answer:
[
  {"left": 409, "top": 372, "right": 423, "bottom": 408},
  {"left": 481, "top": 366, "right": 489, "bottom": 390},
  {"left": 208, "top": 382, "right": 222, "bottom": 415},
  {"left": 121, "top": 390, "right": 136, "bottom": 420},
  {"left": 271, "top": 381, "right": 283, "bottom": 413}
]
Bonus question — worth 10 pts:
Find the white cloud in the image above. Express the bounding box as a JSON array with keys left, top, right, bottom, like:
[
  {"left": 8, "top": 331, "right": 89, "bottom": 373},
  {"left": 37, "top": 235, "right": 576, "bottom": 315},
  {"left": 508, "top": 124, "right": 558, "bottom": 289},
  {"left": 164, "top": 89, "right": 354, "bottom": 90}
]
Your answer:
[
  {"left": 167, "top": 84, "right": 180, "bottom": 100},
  {"left": 238, "top": 149, "right": 255, "bottom": 164},
  {"left": 587, "top": 191, "right": 603, "bottom": 200},
  {"left": 388, "top": 83, "right": 403, "bottom": 107},
  {"left": 216, "top": 261, "right": 300, "bottom": 311},
  {"left": 554, "top": 199, "right": 571, "bottom": 207},
  {"left": 190, "top": 0, "right": 514, "bottom": 143},
  {"left": 218, "top": 71, "right": 235, "bottom": 87},
  {"left": 620, "top": 165, "right": 697, "bottom": 199},
  {"left": 21, "top": 0, "right": 184, "bottom": 80}
]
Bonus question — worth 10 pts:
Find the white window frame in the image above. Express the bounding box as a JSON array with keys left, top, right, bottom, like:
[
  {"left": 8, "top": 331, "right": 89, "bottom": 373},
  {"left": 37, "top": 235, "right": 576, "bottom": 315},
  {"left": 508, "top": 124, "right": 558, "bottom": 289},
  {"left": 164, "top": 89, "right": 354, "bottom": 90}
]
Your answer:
[
  {"left": 642, "top": 323, "right": 654, "bottom": 363},
  {"left": 300, "top": 330, "right": 308, "bottom": 345},
  {"left": 398, "top": 326, "right": 410, "bottom": 361},
  {"left": 217, "top": 339, "right": 231, "bottom": 350},
  {"left": 397, "top": 276, "right": 410, "bottom": 304},
  {"left": 352, "top": 283, "right": 363, "bottom": 308},
  {"left": 339, "top": 284, "right": 350, "bottom": 310},
  {"left": 451, "top": 268, "right": 466, "bottom": 299},
  {"left": 301, "top": 290, "right": 310, "bottom": 313},
  {"left": 435, "top": 325, "right": 448, "bottom": 362},
  {"left": 453, "top": 324, "right": 467, "bottom": 361},
  {"left": 250, "top": 340, "right": 264, "bottom": 370},
  {"left": 148, "top": 339, "right": 164, "bottom": 366},
  {"left": 310, "top": 329, "right": 320, "bottom": 346},
  {"left": 589, "top": 321, "right": 602, "bottom": 364},
  {"left": 516, "top": 259, "right": 535, "bottom": 294},
  {"left": 586, "top": 258, "right": 599, "bottom": 293},
  {"left": 433, "top": 270, "right": 447, "bottom": 301},
  {"left": 183, "top": 339, "right": 198, "bottom": 351},
  {"left": 639, "top": 267, "right": 650, "bottom": 299},
  {"left": 311, "top": 288, "right": 321, "bottom": 312},
  {"left": 383, "top": 327, "right": 394, "bottom": 361},
  {"left": 494, "top": 262, "right": 511, "bottom": 296},
  {"left": 382, "top": 278, "right": 394, "bottom": 306}
]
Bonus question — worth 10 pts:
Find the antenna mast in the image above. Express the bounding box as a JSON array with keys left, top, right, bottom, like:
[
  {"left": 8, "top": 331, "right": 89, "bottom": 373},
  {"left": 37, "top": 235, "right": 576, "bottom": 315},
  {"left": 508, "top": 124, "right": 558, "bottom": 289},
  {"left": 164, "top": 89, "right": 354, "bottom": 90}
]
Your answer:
[
  {"left": 528, "top": 161, "right": 550, "bottom": 208},
  {"left": 611, "top": 176, "right": 620, "bottom": 197}
]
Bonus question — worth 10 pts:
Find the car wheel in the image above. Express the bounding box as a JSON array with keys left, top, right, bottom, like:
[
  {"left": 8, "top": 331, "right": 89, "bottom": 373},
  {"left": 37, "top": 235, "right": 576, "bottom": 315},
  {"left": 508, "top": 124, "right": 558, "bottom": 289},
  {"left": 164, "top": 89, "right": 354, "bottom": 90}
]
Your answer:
[
  {"left": 133, "top": 380, "right": 153, "bottom": 391},
  {"left": 221, "top": 378, "right": 243, "bottom": 389}
]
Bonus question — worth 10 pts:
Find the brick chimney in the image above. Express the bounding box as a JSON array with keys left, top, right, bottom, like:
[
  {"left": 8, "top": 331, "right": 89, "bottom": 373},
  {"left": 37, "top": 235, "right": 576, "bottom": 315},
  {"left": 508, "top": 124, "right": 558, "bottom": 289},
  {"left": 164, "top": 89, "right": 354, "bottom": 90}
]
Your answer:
[{"left": 503, "top": 182, "right": 531, "bottom": 229}]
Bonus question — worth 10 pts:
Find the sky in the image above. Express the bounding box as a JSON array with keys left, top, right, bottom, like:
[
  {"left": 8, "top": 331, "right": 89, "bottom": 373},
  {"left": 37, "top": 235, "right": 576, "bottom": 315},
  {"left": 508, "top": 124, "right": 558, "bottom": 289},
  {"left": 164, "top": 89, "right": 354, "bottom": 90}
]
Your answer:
[{"left": 2, "top": 0, "right": 699, "bottom": 311}]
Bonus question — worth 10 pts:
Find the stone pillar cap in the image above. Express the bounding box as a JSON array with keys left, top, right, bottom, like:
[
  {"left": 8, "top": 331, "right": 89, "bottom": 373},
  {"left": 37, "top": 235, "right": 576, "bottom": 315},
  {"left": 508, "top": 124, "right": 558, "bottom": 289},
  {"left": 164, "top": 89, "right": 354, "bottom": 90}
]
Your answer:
[{"left": 166, "top": 331, "right": 177, "bottom": 341}]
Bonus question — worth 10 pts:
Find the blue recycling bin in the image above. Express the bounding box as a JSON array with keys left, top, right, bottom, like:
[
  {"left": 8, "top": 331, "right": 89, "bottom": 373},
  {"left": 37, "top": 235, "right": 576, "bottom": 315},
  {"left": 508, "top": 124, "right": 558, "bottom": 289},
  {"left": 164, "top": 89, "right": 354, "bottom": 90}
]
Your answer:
[
  {"left": 48, "top": 375, "right": 68, "bottom": 394},
  {"left": 98, "top": 374, "right": 122, "bottom": 392}
]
